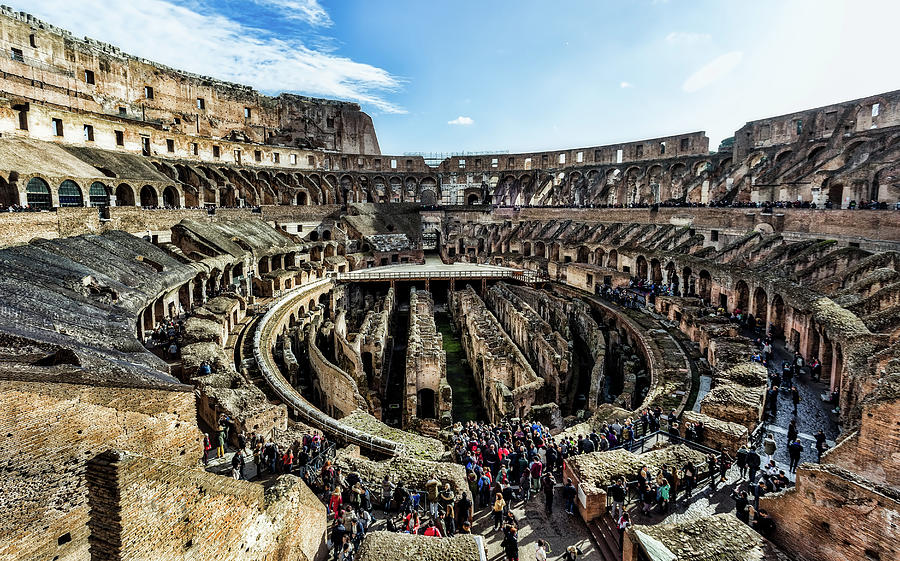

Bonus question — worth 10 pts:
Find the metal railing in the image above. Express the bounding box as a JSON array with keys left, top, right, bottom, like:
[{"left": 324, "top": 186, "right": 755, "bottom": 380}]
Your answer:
[
  {"left": 331, "top": 268, "right": 548, "bottom": 283},
  {"left": 601, "top": 430, "right": 727, "bottom": 511}
]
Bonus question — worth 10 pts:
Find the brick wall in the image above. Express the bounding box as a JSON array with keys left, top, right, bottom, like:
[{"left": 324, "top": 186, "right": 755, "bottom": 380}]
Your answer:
[
  {"left": 760, "top": 463, "right": 900, "bottom": 561},
  {"left": 85, "top": 451, "right": 326, "bottom": 561},
  {"left": 0, "top": 379, "right": 201, "bottom": 561}
]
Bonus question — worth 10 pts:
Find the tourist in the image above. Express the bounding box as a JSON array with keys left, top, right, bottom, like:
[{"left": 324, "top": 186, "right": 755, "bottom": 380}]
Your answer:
[
  {"left": 425, "top": 474, "right": 440, "bottom": 517},
  {"left": 216, "top": 423, "right": 226, "bottom": 459},
  {"left": 330, "top": 520, "right": 347, "bottom": 561},
  {"left": 329, "top": 487, "right": 343, "bottom": 520},
  {"left": 519, "top": 466, "right": 531, "bottom": 502},
  {"left": 656, "top": 476, "right": 670, "bottom": 512},
  {"left": 442, "top": 501, "right": 456, "bottom": 536},
  {"left": 814, "top": 430, "right": 828, "bottom": 461},
  {"left": 563, "top": 479, "right": 577, "bottom": 514},
  {"left": 201, "top": 433, "right": 211, "bottom": 465},
  {"left": 423, "top": 519, "right": 441, "bottom": 537},
  {"left": 381, "top": 474, "right": 395, "bottom": 510},
  {"left": 747, "top": 447, "right": 761, "bottom": 482},
  {"left": 492, "top": 492, "right": 506, "bottom": 531},
  {"left": 542, "top": 472, "right": 556, "bottom": 514},
  {"left": 731, "top": 489, "right": 750, "bottom": 524},
  {"left": 501, "top": 525, "right": 519, "bottom": 561},
  {"left": 456, "top": 491, "right": 473, "bottom": 528},
  {"left": 617, "top": 512, "right": 631, "bottom": 539},
  {"left": 763, "top": 433, "right": 777, "bottom": 464},
  {"left": 562, "top": 545, "right": 583, "bottom": 560},
  {"left": 403, "top": 510, "right": 420, "bottom": 534},
  {"left": 337, "top": 542, "right": 353, "bottom": 561},
  {"left": 608, "top": 478, "right": 626, "bottom": 520},
  {"left": 534, "top": 539, "right": 549, "bottom": 561},
  {"left": 788, "top": 438, "right": 803, "bottom": 473},
  {"left": 530, "top": 455, "right": 543, "bottom": 493},
  {"left": 791, "top": 386, "right": 801, "bottom": 415},
  {"left": 459, "top": 520, "right": 472, "bottom": 534}
]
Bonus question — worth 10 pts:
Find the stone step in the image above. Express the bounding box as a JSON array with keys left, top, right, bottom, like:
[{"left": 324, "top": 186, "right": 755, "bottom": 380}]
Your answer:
[{"left": 585, "top": 511, "right": 623, "bottom": 561}]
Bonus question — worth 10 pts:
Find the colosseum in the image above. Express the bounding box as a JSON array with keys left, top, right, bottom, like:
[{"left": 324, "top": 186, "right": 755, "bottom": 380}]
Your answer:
[{"left": 0, "top": 5, "right": 897, "bottom": 561}]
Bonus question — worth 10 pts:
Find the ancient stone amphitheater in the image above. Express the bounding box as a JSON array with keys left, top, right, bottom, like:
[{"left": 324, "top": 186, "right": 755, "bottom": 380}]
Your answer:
[{"left": 0, "top": 7, "right": 897, "bottom": 561}]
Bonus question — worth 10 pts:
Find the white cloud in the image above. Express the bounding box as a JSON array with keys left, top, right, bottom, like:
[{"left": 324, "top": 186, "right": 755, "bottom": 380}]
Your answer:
[
  {"left": 682, "top": 51, "right": 743, "bottom": 93},
  {"left": 25, "top": 0, "right": 404, "bottom": 113},
  {"left": 620, "top": 81, "right": 634, "bottom": 89},
  {"left": 665, "top": 31, "right": 712, "bottom": 45},
  {"left": 251, "top": 0, "right": 332, "bottom": 26},
  {"left": 448, "top": 116, "right": 474, "bottom": 126}
]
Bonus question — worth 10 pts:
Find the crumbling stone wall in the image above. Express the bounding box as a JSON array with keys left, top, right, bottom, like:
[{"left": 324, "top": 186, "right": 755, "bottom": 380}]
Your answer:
[
  {"left": 85, "top": 450, "right": 326, "bottom": 561},
  {"left": 0, "top": 378, "right": 201, "bottom": 561},
  {"left": 486, "top": 282, "right": 571, "bottom": 408},
  {"left": 405, "top": 288, "right": 449, "bottom": 427},
  {"left": 450, "top": 286, "right": 543, "bottom": 423},
  {"left": 760, "top": 463, "right": 900, "bottom": 561}
]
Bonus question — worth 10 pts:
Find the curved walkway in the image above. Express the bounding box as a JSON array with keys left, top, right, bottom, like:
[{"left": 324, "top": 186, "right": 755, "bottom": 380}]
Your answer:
[{"left": 252, "top": 278, "right": 401, "bottom": 457}]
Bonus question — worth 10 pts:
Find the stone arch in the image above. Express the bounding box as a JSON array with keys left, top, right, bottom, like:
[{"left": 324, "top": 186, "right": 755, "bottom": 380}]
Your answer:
[
  {"left": 58, "top": 179, "right": 84, "bottom": 207},
  {"left": 533, "top": 240, "right": 546, "bottom": 259},
  {"left": 296, "top": 191, "right": 308, "bottom": 205},
  {"left": 162, "top": 185, "right": 181, "bottom": 208},
  {"left": 682, "top": 266, "right": 694, "bottom": 295},
  {"left": 417, "top": 388, "right": 436, "bottom": 419},
  {"left": 420, "top": 177, "right": 438, "bottom": 205},
  {"left": 806, "top": 144, "right": 828, "bottom": 165},
  {"left": 0, "top": 175, "right": 16, "bottom": 207},
  {"left": 745, "top": 151, "right": 767, "bottom": 169},
  {"left": 340, "top": 174, "right": 354, "bottom": 203},
  {"left": 636, "top": 255, "right": 649, "bottom": 280},
  {"left": 549, "top": 242, "right": 560, "bottom": 262},
  {"left": 115, "top": 183, "right": 135, "bottom": 206},
  {"left": 735, "top": 279, "right": 750, "bottom": 311},
  {"left": 467, "top": 193, "right": 480, "bottom": 205},
  {"left": 770, "top": 293, "right": 785, "bottom": 336},
  {"left": 575, "top": 245, "right": 589, "bottom": 263},
  {"left": 592, "top": 247, "right": 605, "bottom": 266},
  {"left": 26, "top": 177, "right": 52, "bottom": 209},
  {"left": 89, "top": 182, "right": 111, "bottom": 207},
  {"left": 649, "top": 258, "right": 663, "bottom": 284},
  {"left": 753, "top": 286, "right": 768, "bottom": 325},
  {"left": 692, "top": 159, "right": 712, "bottom": 176},
  {"left": 774, "top": 148, "right": 795, "bottom": 166},
  {"left": 140, "top": 185, "right": 159, "bottom": 207},
  {"left": 665, "top": 261, "right": 678, "bottom": 294},
  {"left": 607, "top": 248, "right": 618, "bottom": 269},
  {"left": 698, "top": 270, "right": 712, "bottom": 301}
]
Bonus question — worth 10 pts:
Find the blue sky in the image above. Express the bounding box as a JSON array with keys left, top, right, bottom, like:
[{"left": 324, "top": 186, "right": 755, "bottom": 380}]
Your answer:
[{"left": 26, "top": 0, "right": 900, "bottom": 155}]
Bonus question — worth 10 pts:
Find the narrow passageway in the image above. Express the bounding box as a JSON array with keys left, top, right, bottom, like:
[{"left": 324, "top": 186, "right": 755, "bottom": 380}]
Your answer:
[
  {"left": 756, "top": 331, "right": 839, "bottom": 472},
  {"left": 435, "top": 309, "right": 485, "bottom": 422}
]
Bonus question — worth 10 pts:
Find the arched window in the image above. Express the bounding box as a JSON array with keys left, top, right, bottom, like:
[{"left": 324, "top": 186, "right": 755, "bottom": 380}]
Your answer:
[
  {"left": 58, "top": 180, "right": 84, "bottom": 207},
  {"left": 89, "top": 182, "right": 110, "bottom": 207},
  {"left": 26, "top": 177, "right": 52, "bottom": 209}
]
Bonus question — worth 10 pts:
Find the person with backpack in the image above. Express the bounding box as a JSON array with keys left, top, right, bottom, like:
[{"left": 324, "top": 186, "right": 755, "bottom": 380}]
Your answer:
[{"left": 491, "top": 492, "right": 506, "bottom": 531}]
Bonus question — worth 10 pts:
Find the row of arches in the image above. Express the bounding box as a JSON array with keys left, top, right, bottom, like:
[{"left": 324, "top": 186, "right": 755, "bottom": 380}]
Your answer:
[
  {"left": 13, "top": 177, "right": 182, "bottom": 209},
  {"left": 489, "top": 155, "right": 729, "bottom": 206}
]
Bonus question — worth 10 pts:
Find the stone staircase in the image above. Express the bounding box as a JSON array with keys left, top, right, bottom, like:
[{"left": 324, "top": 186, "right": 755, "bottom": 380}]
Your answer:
[{"left": 587, "top": 511, "right": 623, "bottom": 561}]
